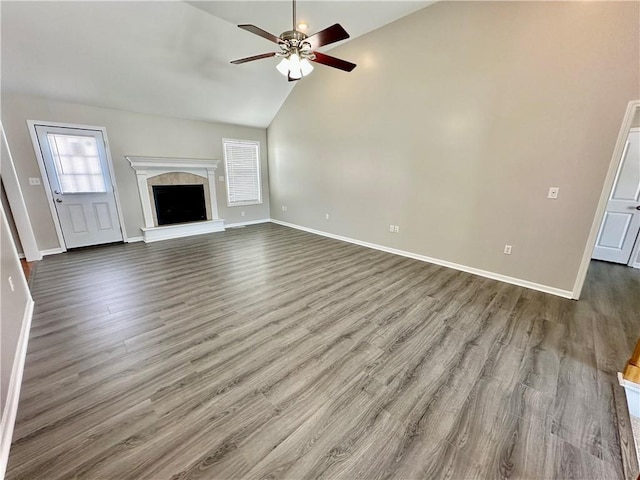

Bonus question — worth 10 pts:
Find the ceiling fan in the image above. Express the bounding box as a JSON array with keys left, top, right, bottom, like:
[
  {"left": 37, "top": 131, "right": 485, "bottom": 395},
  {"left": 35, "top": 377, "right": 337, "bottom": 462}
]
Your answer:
[{"left": 230, "top": 0, "right": 357, "bottom": 81}]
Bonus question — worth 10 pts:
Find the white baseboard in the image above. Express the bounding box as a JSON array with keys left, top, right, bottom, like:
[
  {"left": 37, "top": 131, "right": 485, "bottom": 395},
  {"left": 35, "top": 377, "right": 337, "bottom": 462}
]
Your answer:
[
  {"left": 270, "top": 219, "right": 574, "bottom": 299},
  {"left": 126, "top": 236, "right": 144, "bottom": 243},
  {"left": 40, "top": 248, "right": 64, "bottom": 256},
  {"left": 0, "top": 297, "right": 34, "bottom": 479},
  {"left": 225, "top": 219, "right": 271, "bottom": 229}
]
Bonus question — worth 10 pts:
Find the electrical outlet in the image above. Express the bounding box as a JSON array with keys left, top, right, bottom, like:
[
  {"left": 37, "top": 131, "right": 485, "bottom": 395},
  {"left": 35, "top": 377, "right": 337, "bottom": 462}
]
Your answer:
[
  {"left": 325, "top": 213, "right": 329, "bottom": 220},
  {"left": 504, "top": 245, "right": 512, "bottom": 255},
  {"left": 281, "top": 205, "right": 287, "bottom": 212},
  {"left": 28, "top": 177, "right": 41, "bottom": 186},
  {"left": 241, "top": 211, "right": 245, "bottom": 217},
  {"left": 547, "top": 187, "right": 559, "bottom": 199},
  {"left": 394, "top": 225, "right": 400, "bottom": 233},
  {"left": 389, "top": 225, "right": 395, "bottom": 232}
]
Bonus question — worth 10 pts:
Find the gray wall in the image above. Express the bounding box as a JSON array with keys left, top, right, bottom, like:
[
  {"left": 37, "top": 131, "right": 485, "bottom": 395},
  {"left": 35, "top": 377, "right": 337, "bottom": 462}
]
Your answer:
[
  {"left": 268, "top": 1, "right": 640, "bottom": 292},
  {"left": 0, "top": 181, "right": 23, "bottom": 256},
  {"left": 1, "top": 94, "right": 270, "bottom": 250},
  {"left": 0, "top": 202, "right": 31, "bottom": 413}
]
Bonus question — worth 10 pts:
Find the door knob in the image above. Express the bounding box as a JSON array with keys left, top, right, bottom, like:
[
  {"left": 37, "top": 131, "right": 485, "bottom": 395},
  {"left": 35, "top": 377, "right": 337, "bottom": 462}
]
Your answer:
[
  {"left": 55, "top": 198, "right": 62, "bottom": 203},
  {"left": 636, "top": 205, "right": 640, "bottom": 210},
  {"left": 54, "top": 190, "right": 61, "bottom": 194}
]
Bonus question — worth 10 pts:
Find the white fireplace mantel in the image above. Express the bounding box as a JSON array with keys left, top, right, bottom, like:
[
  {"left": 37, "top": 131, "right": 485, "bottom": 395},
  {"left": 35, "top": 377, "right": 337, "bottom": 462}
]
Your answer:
[{"left": 126, "top": 156, "right": 224, "bottom": 242}]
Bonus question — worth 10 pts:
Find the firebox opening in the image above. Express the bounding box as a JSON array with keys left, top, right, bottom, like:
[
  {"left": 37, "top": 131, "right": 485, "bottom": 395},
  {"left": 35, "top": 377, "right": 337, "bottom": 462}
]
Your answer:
[{"left": 153, "top": 184, "right": 206, "bottom": 226}]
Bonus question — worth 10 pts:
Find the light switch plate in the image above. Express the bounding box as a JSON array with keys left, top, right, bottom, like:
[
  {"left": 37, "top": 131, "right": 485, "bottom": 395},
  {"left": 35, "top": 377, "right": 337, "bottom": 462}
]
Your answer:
[{"left": 548, "top": 187, "right": 559, "bottom": 199}]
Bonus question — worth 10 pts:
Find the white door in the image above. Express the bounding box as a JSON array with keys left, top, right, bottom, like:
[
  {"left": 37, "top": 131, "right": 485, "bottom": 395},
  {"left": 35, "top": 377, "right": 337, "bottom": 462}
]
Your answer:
[
  {"left": 592, "top": 129, "right": 640, "bottom": 263},
  {"left": 34, "top": 125, "right": 123, "bottom": 249}
]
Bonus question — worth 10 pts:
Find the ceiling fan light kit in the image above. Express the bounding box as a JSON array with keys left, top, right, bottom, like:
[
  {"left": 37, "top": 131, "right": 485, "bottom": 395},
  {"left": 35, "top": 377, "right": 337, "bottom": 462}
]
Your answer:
[{"left": 231, "top": 0, "right": 356, "bottom": 81}]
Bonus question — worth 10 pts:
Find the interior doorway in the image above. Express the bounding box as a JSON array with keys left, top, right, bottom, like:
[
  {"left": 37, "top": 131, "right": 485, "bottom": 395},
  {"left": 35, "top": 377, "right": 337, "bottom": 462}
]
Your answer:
[
  {"left": 573, "top": 100, "right": 640, "bottom": 299},
  {"left": 591, "top": 127, "right": 640, "bottom": 266}
]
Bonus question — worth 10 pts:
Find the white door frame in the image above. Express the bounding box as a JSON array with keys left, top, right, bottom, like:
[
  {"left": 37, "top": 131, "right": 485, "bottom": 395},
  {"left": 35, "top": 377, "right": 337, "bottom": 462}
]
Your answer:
[
  {"left": 572, "top": 100, "right": 640, "bottom": 299},
  {"left": 1, "top": 123, "right": 42, "bottom": 261},
  {"left": 27, "top": 120, "right": 128, "bottom": 251},
  {"left": 625, "top": 127, "right": 640, "bottom": 269}
]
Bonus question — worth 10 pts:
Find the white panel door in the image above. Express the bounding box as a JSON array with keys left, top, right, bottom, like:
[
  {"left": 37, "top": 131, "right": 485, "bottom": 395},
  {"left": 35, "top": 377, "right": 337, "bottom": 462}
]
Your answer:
[
  {"left": 592, "top": 129, "right": 640, "bottom": 263},
  {"left": 35, "top": 125, "right": 123, "bottom": 248}
]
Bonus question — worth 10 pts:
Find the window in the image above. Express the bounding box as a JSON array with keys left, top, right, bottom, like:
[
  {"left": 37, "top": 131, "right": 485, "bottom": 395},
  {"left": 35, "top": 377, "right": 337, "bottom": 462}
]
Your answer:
[
  {"left": 46, "top": 133, "right": 107, "bottom": 193},
  {"left": 223, "top": 139, "right": 262, "bottom": 206}
]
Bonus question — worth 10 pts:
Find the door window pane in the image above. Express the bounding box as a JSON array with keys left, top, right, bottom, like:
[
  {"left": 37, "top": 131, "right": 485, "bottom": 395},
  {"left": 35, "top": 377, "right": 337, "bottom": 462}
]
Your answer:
[{"left": 47, "top": 133, "right": 107, "bottom": 193}]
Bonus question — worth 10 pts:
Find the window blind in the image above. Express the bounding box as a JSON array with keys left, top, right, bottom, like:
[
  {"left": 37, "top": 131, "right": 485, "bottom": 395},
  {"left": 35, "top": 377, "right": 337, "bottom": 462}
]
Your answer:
[{"left": 223, "top": 139, "right": 261, "bottom": 206}]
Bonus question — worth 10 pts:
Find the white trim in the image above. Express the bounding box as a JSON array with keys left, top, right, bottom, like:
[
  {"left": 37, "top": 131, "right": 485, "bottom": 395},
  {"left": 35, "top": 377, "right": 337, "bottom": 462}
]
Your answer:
[
  {"left": 573, "top": 100, "right": 640, "bottom": 299},
  {"left": 26, "top": 122, "right": 66, "bottom": 251},
  {"left": 618, "top": 372, "right": 640, "bottom": 418},
  {"left": 126, "top": 156, "right": 221, "bottom": 170},
  {"left": 26, "top": 120, "right": 129, "bottom": 249},
  {"left": 0, "top": 298, "right": 34, "bottom": 480},
  {"left": 1, "top": 123, "right": 42, "bottom": 261},
  {"left": 126, "top": 236, "right": 144, "bottom": 243},
  {"left": 629, "top": 230, "right": 640, "bottom": 269},
  {"left": 40, "top": 247, "right": 65, "bottom": 256},
  {"left": 270, "top": 219, "right": 574, "bottom": 299},
  {"left": 100, "top": 128, "right": 129, "bottom": 243},
  {"left": 224, "top": 219, "right": 270, "bottom": 228},
  {"left": 126, "top": 156, "right": 221, "bottom": 228},
  {"left": 141, "top": 219, "right": 225, "bottom": 243}
]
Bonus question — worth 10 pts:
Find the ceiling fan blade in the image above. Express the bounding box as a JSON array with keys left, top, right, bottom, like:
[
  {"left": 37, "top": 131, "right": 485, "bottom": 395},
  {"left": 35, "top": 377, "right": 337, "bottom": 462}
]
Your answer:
[
  {"left": 311, "top": 52, "right": 356, "bottom": 72},
  {"left": 231, "top": 52, "right": 277, "bottom": 65},
  {"left": 305, "top": 23, "right": 350, "bottom": 50},
  {"left": 238, "top": 24, "right": 281, "bottom": 44}
]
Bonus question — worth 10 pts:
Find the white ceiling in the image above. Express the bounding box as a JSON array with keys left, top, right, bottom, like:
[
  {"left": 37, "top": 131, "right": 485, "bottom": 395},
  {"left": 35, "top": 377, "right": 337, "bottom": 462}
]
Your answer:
[{"left": 1, "top": 1, "right": 431, "bottom": 128}]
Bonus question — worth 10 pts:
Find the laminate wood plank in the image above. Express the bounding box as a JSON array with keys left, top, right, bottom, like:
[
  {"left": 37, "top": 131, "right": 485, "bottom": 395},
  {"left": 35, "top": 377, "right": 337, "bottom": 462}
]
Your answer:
[
  {"left": 238, "top": 347, "right": 382, "bottom": 467},
  {"left": 491, "top": 411, "right": 558, "bottom": 479},
  {"left": 612, "top": 377, "right": 640, "bottom": 480},
  {"left": 8, "top": 400, "right": 160, "bottom": 480},
  {"left": 6, "top": 223, "right": 639, "bottom": 480},
  {"left": 519, "top": 317, "right": 566, "bottom": 396},
  {"left": 597, "top": 372, "right": 627, "bottom": 479},
  {"left": 551, "top": 338, "right": 602, "bottom": 459},
  {"left": 555, "top": 438, "right": 619, "bottom": 480}
]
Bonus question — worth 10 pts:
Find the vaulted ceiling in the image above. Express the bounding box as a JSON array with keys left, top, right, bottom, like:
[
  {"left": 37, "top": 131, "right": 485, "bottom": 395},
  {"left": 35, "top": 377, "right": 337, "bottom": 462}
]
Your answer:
[{"left": 1, "top": 1, "right": 430, "bottom": 128}]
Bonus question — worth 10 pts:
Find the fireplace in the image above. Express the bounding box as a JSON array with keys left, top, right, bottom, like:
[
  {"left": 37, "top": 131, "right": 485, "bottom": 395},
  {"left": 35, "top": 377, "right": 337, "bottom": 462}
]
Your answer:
[
  {"left": 127, "top": 156, "right": 225, "bottom": 243},
  {"left": 153, "top": 185, "right": 206, "bottom": 226}
]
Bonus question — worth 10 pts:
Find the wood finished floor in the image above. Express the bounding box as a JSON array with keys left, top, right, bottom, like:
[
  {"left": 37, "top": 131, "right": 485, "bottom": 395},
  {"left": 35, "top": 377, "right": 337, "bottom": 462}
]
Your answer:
[{"left": 7, "top": 223, "right": 640, "bottom": 480}]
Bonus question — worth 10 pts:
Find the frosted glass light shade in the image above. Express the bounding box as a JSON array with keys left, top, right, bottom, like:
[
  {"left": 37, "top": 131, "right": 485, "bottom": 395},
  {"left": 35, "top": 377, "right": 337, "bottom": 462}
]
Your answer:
[
  {"left": 276, "top": 57, "right": 290, "bottom": 76},
  {"left": 289, "top": 53, "right": 301, "bottom": 70},
  {"left": 300, "top": 58, "right": 314, "bottom": 76},
  {"left": 275, "top": 52, "right": 313, "bottom": 79},
  {"left": 288, "top": 53, "right": 303, "bottom": 78}
]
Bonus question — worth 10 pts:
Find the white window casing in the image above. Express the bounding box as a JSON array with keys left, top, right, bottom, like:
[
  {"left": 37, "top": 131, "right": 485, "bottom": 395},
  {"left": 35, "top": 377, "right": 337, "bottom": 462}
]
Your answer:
[{"left": 223, "top": 139, "right": 262, "bottom": 207}]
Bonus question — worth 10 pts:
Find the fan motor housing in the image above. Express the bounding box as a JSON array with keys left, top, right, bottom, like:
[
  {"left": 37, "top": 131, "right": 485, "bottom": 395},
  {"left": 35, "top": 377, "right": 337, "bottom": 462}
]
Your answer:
[{"left": 280, "top": 30, "right": 308, "bottom": 43}]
